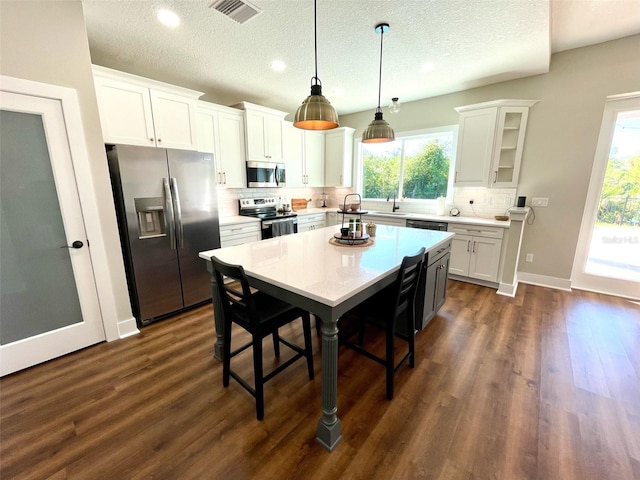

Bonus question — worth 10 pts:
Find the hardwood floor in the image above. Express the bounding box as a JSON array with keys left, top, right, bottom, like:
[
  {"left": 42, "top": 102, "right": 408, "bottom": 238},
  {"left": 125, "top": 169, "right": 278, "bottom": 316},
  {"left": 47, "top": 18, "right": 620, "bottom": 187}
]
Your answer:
[{"left": 1, "top": 281, "right": 639, "bottom": 479}]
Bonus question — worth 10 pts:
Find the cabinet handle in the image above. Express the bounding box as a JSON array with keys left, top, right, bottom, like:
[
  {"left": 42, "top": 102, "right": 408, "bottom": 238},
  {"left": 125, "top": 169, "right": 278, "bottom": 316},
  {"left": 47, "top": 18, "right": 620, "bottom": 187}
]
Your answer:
[
  {"left": 472, "top": 241, "right": 476, "bottom": 253},
  {"left": 217, "top": 172, "right": 222, "bottom": 184},
  {"left": 455, "top": 171, "right": 458, "bottom": 183},
  {"left": 467, "top": 240, "right": 471, "bottom": 252},
  {"left": 149, "top": 138, "right": 154, "bottom": 142},
  {"left": 157, "top": 138, "right": 162, "bottom": 143},
  {"left": 223, "top": 172, "right": 227, "bottom": 184},
  {"left": 493, "top": 171, "right": 497, "bottom": 183}
]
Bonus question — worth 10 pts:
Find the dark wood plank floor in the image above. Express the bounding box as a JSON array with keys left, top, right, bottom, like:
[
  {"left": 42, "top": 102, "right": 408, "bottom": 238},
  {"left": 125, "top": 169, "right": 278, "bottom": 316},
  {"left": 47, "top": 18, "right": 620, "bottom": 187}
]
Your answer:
[{"left": 1, "top": 281, "right": 639, "bottom": 479}]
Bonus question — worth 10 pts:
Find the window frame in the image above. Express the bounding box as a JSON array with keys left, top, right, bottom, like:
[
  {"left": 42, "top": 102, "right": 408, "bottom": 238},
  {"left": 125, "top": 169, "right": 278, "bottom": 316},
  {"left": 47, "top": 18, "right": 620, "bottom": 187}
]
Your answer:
[{"left": 355, "top": 125, "right": 459, "bottom": 204}]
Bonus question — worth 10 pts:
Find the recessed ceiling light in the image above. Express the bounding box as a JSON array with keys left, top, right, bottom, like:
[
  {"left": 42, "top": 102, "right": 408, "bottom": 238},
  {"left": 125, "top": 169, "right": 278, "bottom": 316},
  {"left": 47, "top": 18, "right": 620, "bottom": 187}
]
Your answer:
[
  {"left": 421, "top": 63, "right": 435, "bottom": 73},
  {"left": 270, "top": 60, "right": 286, "bottom": 72},
  {"left": 157, "top": 9, "right": 180, "bottom": 28}
]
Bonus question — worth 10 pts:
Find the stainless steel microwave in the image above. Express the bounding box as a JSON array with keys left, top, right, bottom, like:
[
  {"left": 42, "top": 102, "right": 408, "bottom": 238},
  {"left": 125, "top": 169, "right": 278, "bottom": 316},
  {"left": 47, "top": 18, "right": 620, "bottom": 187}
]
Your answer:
[{"left": 246, "top": 161, "right": 286, "bottom": 188}]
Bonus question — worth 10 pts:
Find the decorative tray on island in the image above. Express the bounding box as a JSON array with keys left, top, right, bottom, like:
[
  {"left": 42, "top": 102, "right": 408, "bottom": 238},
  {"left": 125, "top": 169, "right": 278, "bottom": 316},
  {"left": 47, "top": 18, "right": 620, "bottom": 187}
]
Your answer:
[{"left": 332, "top": 232, "right": 370, "bottom": 245}]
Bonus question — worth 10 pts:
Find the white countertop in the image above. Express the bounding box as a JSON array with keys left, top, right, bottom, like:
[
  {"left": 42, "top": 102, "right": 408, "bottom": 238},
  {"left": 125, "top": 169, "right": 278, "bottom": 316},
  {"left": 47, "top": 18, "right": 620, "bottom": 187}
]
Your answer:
[{"left": 201, "top": 225, "right": 453, "bottom": 308}]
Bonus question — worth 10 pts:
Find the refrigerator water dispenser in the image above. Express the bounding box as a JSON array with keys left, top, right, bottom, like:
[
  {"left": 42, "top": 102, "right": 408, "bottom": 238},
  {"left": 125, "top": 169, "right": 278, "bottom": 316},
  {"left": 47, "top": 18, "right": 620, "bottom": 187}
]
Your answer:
[{"left": 134, "top": 197, "right": 166, "bottom": 238}]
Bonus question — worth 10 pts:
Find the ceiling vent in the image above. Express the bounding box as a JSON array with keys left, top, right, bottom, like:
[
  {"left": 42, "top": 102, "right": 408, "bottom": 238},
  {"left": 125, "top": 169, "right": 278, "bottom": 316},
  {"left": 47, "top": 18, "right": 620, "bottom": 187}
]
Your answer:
[{"left": 209, "top": 0, "right": 261, "bottom": 24}]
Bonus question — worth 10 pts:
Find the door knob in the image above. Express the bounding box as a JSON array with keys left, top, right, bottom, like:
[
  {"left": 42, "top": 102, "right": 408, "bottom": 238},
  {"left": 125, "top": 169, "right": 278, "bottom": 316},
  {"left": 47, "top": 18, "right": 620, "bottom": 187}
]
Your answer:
[{"left": 61, "top": 240, "right": 84, "bottom": 249}]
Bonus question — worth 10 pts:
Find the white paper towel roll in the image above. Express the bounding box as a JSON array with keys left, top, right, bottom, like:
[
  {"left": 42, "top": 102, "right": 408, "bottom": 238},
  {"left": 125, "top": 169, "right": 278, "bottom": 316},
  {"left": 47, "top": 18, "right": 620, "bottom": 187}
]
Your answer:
[{"left": 436, "top": 197, "right": 446, "bottom": 216}]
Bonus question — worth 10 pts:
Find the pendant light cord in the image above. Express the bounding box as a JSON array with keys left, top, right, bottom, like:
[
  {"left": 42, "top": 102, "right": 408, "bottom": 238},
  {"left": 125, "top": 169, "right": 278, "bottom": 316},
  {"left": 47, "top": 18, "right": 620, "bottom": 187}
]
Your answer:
[
  {"left": 376, "top": 27, "right": 384, "bottom": 111},
  {"left": 313, "top": 0, "right": 318, "bottom": 84}
]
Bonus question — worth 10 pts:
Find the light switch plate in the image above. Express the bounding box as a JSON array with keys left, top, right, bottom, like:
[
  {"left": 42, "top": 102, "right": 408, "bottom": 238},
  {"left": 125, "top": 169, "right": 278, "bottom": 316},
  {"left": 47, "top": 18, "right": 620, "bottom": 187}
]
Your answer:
[{"left": 532, "top": 197, "right": 549, "bottom": 207}]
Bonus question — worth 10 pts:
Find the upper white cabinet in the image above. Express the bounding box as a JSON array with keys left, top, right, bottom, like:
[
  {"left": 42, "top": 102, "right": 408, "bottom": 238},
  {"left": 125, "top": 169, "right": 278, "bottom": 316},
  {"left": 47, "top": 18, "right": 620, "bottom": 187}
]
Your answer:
[
  {"left": 92, "top": 65, "right": 201, "bottom": 150},
  {"left": 304, "top": 131, "right": 325, "bottom": 187},
  {"left": 196, "top": 102, "right": 246, "bottom": 188},
  {"left": 235, "top": 102, "right": 286, "bottom": 163},
  {"left": 454, "top": 99, "right": 537, "bottom": 188},
  {"left": 282, "top": 122, "right": 305, "bottom": 187},
  {"left": 282, "top": 122, "right": 325, "bottom": 187},
  {"left": 324, "top": 127, "right": 355, "bottom": 187}
]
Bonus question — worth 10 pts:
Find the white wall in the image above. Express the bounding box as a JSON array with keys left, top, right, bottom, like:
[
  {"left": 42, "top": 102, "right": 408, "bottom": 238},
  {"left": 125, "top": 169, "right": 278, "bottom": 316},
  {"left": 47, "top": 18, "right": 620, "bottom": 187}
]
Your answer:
[
  {"left": 341, "top": 35, "right": 640, "bottom": 284},
  {"left": 0, "top": 1, "right": 134, "bottom": 339}
]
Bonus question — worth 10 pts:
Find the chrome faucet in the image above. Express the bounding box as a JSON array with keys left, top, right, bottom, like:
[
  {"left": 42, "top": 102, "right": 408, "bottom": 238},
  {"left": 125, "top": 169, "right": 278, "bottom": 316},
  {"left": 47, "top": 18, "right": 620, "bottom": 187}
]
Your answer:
[{"left": 386, "top": 192, "right": 400, "bottom": 212}]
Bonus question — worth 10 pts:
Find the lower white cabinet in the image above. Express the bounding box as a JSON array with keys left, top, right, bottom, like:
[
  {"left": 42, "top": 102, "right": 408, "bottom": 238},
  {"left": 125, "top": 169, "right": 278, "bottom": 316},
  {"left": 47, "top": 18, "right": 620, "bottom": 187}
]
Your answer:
[
  {"left": 220, "top": 222, "right": 261, "bottom": 248},
  {"left": 448, "top": 223, "right": 504, "bottom": 282},
  {"left": 326, "top": 212, "right": 339, "bottom": 226},
  {"left": 297, "top": 213, "right": 326, "bottom": 232}
]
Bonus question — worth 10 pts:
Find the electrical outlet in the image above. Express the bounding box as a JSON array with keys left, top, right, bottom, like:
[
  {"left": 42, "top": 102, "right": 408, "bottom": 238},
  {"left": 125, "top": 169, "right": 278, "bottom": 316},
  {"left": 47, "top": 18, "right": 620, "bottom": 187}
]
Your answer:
[
  {"left": 532, "top": 197, "right": 549, "bottom": 207},
  {"left": 525, "top": 253, "right": 534, "bottom": 262}
]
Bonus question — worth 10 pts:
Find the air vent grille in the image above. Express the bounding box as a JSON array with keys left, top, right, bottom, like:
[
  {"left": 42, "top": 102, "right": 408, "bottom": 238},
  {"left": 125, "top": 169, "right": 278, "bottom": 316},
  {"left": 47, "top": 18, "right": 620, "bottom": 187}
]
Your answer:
[{"left": 209, "top": 0, "right": 261, "bottom": 24}]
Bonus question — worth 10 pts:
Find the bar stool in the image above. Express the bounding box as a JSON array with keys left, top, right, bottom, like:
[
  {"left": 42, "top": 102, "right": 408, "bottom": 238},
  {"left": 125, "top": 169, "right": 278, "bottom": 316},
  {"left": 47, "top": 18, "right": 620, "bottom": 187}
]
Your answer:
[
  {"left": 341, "top": 247, "right": 425, "bottom": 400},
  {"left": 211, "top": 257, "right": 314, "bottom": 420}
]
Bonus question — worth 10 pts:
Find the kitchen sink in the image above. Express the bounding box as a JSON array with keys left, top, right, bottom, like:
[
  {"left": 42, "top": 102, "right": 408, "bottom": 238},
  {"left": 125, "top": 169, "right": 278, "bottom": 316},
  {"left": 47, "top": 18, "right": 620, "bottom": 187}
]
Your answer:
[{"left": 366, "top": 211, "right": 408, "bottom": 217}]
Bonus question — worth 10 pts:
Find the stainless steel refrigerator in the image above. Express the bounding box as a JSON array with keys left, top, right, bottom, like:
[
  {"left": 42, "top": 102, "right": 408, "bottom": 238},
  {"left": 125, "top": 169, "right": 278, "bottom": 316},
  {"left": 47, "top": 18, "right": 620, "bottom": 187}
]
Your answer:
[{"left": 107, "top": 145, "right": 220, "bottom": 325}]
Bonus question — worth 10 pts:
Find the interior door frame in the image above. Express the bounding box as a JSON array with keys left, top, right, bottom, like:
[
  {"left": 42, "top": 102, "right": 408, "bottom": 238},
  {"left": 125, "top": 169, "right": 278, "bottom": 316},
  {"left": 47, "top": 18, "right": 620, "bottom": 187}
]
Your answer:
[
  {"left": 571, "top": 91, "right": 640, "bottom": 300},
  {"left": 0, "top": 75, "right": 135, "bottom": 375}
]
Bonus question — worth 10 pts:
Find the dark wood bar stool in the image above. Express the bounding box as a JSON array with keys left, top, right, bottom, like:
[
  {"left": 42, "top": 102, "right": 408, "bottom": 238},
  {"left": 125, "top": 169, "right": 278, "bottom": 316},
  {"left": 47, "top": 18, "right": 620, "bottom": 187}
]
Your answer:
[
  {"left": 211, "top": 257, "right": 314, "bottom": 420},
  {"left": 340, "top": 247, "right": 425, "bottom": 400}
]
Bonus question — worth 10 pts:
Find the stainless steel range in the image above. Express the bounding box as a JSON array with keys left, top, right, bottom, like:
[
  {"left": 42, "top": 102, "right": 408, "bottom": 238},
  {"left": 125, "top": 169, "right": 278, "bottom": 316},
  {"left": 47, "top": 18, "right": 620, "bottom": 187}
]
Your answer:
[{"left": 239, "top": 197, "right": 298, "bottom": 239}]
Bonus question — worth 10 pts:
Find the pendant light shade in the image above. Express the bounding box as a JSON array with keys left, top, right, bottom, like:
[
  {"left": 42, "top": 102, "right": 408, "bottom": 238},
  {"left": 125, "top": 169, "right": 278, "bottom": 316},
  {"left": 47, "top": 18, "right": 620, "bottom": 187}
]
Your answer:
[
  {"left": 362, "top": 23, "right": 395, "bottom": 143},
  {"left": 294, "top": 0, "right": 339, "bottom": 130}
]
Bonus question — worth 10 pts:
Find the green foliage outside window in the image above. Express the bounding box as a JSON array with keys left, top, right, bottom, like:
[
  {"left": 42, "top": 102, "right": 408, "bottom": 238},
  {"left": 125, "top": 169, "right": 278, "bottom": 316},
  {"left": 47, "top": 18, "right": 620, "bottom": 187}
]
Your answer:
[
  {"left": 598, "top": 154, "right": 640, "bottom": 226},
  {"left": 363, "top": 140, "right": 451, "bottom": 200}
]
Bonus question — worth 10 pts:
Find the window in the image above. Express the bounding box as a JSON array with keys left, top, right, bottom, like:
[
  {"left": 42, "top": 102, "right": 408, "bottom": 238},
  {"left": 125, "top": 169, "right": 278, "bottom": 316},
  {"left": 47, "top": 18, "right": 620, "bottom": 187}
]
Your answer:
[{"left": 358, "top": 126, "right": 457, "bottom": 201}]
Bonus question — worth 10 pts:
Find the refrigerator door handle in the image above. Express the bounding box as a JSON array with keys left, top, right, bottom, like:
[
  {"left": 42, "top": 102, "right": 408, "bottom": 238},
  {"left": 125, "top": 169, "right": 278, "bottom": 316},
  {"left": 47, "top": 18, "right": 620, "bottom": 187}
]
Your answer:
[
  {"left": 163, "top": 178, "right": 176, "bottom": 250},
  {"left": 170, "top": 177, "right": 184, "bottom": 248}
]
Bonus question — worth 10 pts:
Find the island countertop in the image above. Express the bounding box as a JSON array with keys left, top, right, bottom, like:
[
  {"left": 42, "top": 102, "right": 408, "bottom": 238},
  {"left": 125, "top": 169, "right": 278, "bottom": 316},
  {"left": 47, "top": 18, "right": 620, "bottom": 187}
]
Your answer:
[{"left": 200, "top": 224, "right": 453, "bottom": 308}]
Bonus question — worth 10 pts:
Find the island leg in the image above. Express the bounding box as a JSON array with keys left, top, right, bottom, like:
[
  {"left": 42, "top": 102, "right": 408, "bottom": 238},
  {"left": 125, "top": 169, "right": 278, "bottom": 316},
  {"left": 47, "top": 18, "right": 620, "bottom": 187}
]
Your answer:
[
  {"left": 316, "top": 315, "right": 342, "bottom": 451},
  {"left": 206, "top": 262, "right": 224, "bottom": 361}
]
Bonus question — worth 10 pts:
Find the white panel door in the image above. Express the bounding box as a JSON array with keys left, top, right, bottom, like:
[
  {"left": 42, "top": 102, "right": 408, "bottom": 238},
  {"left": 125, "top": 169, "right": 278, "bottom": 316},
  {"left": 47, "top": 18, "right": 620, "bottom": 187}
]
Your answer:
[{"left": 0, "top": 91, "right": 105, "bottom": 376}]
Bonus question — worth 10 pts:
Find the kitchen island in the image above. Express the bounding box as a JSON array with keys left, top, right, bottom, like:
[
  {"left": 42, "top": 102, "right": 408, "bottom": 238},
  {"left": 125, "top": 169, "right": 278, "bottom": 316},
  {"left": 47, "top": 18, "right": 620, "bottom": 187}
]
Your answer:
[{"left": 200, "top": 224, "right": 454, "bottom": 451}]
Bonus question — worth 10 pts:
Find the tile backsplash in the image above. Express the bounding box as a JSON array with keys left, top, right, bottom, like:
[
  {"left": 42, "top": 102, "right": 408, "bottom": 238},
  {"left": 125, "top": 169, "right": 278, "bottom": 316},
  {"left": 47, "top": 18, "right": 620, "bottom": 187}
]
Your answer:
[{"left": 217, "top": 186, "right": 517, "bottom": 218}]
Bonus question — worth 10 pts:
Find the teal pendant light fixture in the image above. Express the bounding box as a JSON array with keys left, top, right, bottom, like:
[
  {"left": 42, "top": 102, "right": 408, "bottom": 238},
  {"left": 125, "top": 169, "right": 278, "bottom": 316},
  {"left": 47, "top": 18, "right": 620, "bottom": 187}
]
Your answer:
[
  {"left": 362, "top": 23, "right": 395, "bottom": 143},
  {"left": 294, "top": 0, "right": 339, "bottom": 130}
]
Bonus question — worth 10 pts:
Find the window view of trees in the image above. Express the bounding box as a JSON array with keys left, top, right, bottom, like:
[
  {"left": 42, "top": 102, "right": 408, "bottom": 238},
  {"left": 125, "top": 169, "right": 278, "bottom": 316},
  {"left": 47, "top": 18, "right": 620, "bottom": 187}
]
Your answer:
[
  {"left": 598, "top": 154, "right": 640, "bottom": 226},
  {"left": 362, "top": 130, "right": 454, "bottom": 200}
]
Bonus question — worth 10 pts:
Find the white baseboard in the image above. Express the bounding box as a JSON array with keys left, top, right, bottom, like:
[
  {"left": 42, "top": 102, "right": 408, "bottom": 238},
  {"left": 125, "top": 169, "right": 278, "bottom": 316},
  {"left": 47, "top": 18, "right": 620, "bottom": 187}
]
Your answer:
[
  {"left": 497, "top": 279, "right": 518, "bottom": 297},
  {"left": 517, "top": 272, "right": 572, "bottom": 292},
  {"left": 117, "top": 317, "right": 139, "bottom": 339}
]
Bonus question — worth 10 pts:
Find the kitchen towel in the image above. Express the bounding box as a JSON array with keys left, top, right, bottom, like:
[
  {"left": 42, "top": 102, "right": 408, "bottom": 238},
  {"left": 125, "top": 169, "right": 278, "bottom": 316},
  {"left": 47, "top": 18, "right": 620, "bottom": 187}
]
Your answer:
[{"left": 272, "top": 220, "right": 294, "bottom": 236}]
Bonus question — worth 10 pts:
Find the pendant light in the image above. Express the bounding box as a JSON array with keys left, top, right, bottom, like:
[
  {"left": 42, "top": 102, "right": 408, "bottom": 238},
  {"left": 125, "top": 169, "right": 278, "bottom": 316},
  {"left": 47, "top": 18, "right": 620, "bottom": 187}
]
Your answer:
[
  {"left": 362, "top": 23, "right": 395, "bottom": 143},
  {"left": 294, "top": 0, "right": 339, "bottom": 130}
]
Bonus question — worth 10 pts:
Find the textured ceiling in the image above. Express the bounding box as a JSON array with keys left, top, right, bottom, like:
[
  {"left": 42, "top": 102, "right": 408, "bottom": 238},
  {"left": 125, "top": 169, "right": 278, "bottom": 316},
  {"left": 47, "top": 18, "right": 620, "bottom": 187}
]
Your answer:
[{"left": 82, "top": 0, "right": 640, "bottom": 119}]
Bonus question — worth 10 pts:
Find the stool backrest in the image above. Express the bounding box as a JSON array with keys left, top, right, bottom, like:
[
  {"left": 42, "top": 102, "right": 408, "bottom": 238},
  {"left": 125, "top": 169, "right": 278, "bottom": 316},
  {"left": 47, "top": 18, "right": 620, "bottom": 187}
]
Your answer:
[
  {"left": 211, "top": 256, "right": 258, "bottom": 324},
  {"left": 392, "top": 247, "right": 425, "bottom": 319}
]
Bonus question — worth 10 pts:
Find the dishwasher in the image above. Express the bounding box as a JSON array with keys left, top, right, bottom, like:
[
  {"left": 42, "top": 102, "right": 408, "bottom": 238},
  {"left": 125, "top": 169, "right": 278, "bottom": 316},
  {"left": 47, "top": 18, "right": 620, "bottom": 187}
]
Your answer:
[{"left": 406, "top": 219, "right": 448, "bottom": 231}]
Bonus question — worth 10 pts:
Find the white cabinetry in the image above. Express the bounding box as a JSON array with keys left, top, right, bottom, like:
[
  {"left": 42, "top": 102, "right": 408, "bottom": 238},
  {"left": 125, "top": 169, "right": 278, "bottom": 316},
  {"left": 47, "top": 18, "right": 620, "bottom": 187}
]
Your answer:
[
  {"left": 196, "top": 102, "right": 246, "bottom": 187},
  {"left": 324, "top": 127, "right": 355, "bottom": 187},
  {"left": 326, "top": 212, "right": 339, "bottom": 226},
  {"left": 297, "top": 213, "right": 326, "bottom": 232},
  {"left": 448, "top": 223, "right": 504, "bottom": 282},
  {"left": 454, "top": 100, "right": 537, "bottom": 188},
  {"left": 361, "top": 214, "right": 407, "bottom": 227},
  {"left": 282, "top": 123, "right": 325, "bottom": 187},
  {"left": 304, "top": 131, "right": 325, "bottom": 187},
  {"left": 235, "top": 102, "right": 286, "bottom": 163},
  {"left": 220, "top": 222, "right": 261, "bottom": 248},
  {"left": 93, "top": 65, "right": 201, "bottom": 150}
]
